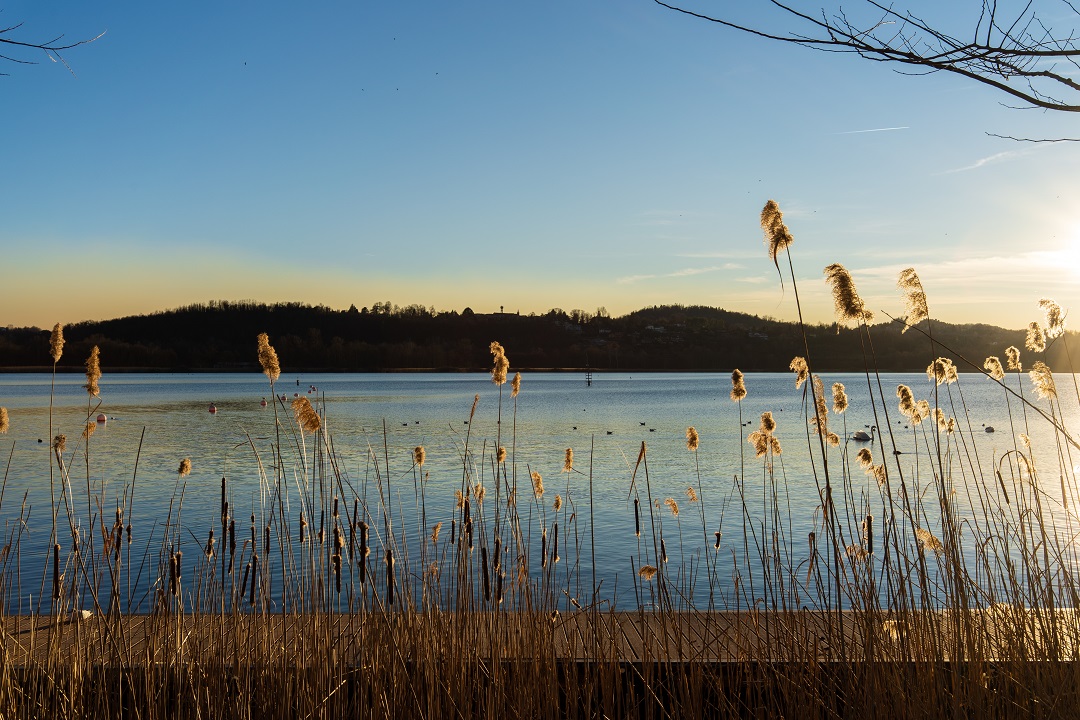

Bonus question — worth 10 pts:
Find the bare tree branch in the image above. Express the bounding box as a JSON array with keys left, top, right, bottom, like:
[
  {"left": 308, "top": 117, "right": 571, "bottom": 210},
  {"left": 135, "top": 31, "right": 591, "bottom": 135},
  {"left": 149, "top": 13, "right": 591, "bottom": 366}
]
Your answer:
[
  {"left": 654, "top": 0, "right": 1080, "bottom": 113},
  {"left": 0, "top": 20, "right": 104, "bottom": 76}
]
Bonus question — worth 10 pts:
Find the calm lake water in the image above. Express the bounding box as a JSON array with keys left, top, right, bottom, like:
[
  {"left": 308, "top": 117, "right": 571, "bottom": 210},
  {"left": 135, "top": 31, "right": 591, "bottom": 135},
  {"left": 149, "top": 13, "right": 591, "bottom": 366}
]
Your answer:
[{"left": 1, "top": 371, "right": 1077, "bottom": 611}]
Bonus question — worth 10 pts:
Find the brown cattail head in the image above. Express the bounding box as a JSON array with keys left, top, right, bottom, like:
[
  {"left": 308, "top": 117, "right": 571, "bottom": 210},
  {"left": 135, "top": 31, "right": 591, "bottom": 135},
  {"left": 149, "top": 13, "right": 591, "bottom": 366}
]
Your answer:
[
  {"left": 832, "top": 382, "right": 848, "bottom": 414},
  {"left": 178, "top": 458, "right": 191, "bottom": 477},
  {"left": 256, "top": 333, "right": 281, "bottom": 382},
  {"left": 291, "top": 397, "right": 321, "bottom": 434},
  {"left": 638, "top": 564, "right": 658, "bottom": 581},
  {"left": 489, "top": 341, "right": 509, "bottom": 385},
  {"left": 469, "top": 393, "right": 480, "bottom": 421},
  {"left": 686, "top": 486, "right": 698, "bottom": 503},
  {"left": 511, "top": 371, "right": 521, "bottom": 398},
  {"left": 531, "top": 471, "right": 544, "bottom": 498},
  {"left": 685, "top": 426, "right": 699, "bottom": 451},
  {"left": 413, "top": 446, "right": 425, "bottom": 467},
  {"left": 824, "top": 264, "right": 874, "bottom": 327},
  {"left": 1026, "top": 322, "right": 1047, "bottom": 353},
  {"left": 49, "top": 323, "right": 65, "bottom": 363},
  {"left": 0, "top": 407, "right": 8, "bottom": 434},
  {"left": 454, "top": 489, "right": 465, "bottom": 509},
  {"left": 563, "top": 447, "right": 574, "bottom": 472},
  {"left": 761, "top": 199, "right": 794, "bottom": 264},
  {"left": 431, "top": 522, "right": 442, "bottom": 544},
  {"left": 664, "top": 497, "right": 679, "bottom": 517},
  {"left": 926, "top": 357, "right": 958, "bottom": 385},
  {"left": 1039, "top": 298, "right": 1066, "bottom": 339},
  {"left": 84, "top": 346, "right": 101, "bottom": 397},
  {"left": 497, "top": 446, "right": 507, "bottom": 463},
  {"left": 984, "top": 356, "right": 1005, "bottom": 381},
  {"left": 1030, "top": 361, "right": 1057, "bottom": 400},
  {"left": 1005, "top": 346, "right": 1022, "bottom": 371},
  {"left": 553, "top": 494, "right": 562, "bottom": 512},
  {"left": 789, "top": 357, "right": 809, "bottom": 389},
  {"left": 897, "top": 268, "right": 928, "bottom": 332},
  {"left": 730, "top": 369, "right": 747, "bottom": 401}
]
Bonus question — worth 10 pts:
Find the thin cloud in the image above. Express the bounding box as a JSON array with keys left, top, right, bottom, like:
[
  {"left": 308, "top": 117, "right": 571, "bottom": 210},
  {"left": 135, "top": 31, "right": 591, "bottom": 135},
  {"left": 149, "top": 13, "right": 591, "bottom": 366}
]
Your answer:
[
  {"left": 943, "top": 150, "right": 1024, "bottom": 174},
  {"left": 617, "top": 274, "right": 656, "bottom": 284},
  {"left": 668, "top": 265, "right": 727, "bottom": 277},
  {"left": 835, "top": 126, "right": 910, "bottom": 135}
]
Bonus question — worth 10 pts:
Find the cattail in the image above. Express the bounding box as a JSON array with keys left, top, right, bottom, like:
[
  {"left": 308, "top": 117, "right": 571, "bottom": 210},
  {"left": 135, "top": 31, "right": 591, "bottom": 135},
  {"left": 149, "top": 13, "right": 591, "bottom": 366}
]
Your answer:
[
  {"left": 541, "top": 528, "right": 548, "bottom": 568},
  {"left": 685, "top": 426, "right": 699, "bottom": 451},
  {"left": 897, "top": 268, "right": 928, "bottom": 332},
  {"left": 84, "top": 346, "right": 101, "bottom": 397},
  {"left": 206, "top": 529, "right": 215, "bottom": 559},
  {"left": 299, "top": 513, "right": 307, "bottom": 543},
  {"left": 638, "top": 564, "right": 658, "bottom": 581},
  {"left": 169, "top": 553, "right": 179, "bottom": 597},
  {"left": 469, "top": 393, "right": 480, "bottom": 421},
  {"left": 789, "top": 357, "right": 809, "bottom": 389},
  {"left": 553, "top": 494, "right": 562, "bottom": 512},
  {"left": 1030, "top": 361, "right": 1057, "bottom": 400},
  {"left": 863, "top": 514, "right": 873, "bottom": 557},
  {"left": 685, "top": 486, "right": 698, "bottom": 503},
  {"left": 291, "top": 396, "right": 321, "bottom": 434},
  {"left": 761, "top": 199, "right": 794, "bottom": 264},
  {"left": 531, "top": 471, "right": 544, "bottom": 498},
  {"left": 1026, "top": 322, "right": 1047, "bottom": 353},
  {"left": 49, "top": 323, "right": 64, "bottom": 363},
  {"left": 927, "top": 357, "right": 958, "bottom": 385},
  {"left": 1039, "top": 298, "right": 1066, "bottom": 339},
  {"left": 466, "top": 516, "right": 474, "bottom": 549},
  {"left": 511, "top": 371, "right": 521, "bottom": 398},
  {"left": 454, "top": 489, "right": 465, "bottom": 509},
  {"left": 915, "top": 528, "right": 944, "bottom": 556},
  {"left": 1006, "top": 346, "right": 1022, "bottom": 371},
  {"left": 229, "top": 519, "right": 235, "bottom": 558},
  {"left": 490, "top": 341, "right": 509, "bottom": 385},
  {"left": 256, "top": 333, "right": 281, "bottom": 382},
  {"left": 493, "top": 535, "right": 502, "bottom": 570},
  {"left": 249, "top": 553, "right": 258, "bottom": 605},
  {"left": 178, "top": 458, "right": 191, "bottom": 477},
  {"left": 832, "top": 382, "right": 848, "bottom": 414},
  {"left": 563, "top": 447, "right": 574, "bottom": 473},
  {"left": 264, "top": 524, "right": 270, "bottom": 556},
  {"left": 984, "top": 356, "right": 1005, "bottom": 381},
  {"left": 664, "top": 497, "right": 679, "bottom": 517},
  {"left": 333, "top": 551, "right": 341, "bottom": 593},
  {"left": 551, "top": 522, "right": 559, "bottom": 563},
  {"left": 713, "top": 531, "right": 721, "bottom": 550},
  {"left": 481, "top": 546, "right": 491, "bottom": 602},
  {"left": 497, "top": 446, "right": 507, "bottom": 463},
  {"left": 660, "top": 537, "right": 668, "bottom": 563},
  {"left": 413, "top": 445, "right": 425, "bottom": 467},
  {"left": 0, "top": 408, "right": 7, "bottom": 434},
  {"left": 450, "top": 520, "right": 457, "bottom": 545},
  {"left": 634, "top": 498, "right": 641, "bottom": 537},
  {"left": 824, "top": 263, "right": 874, "bottom": 326},
  {"left": 730, "top": 369, "right": 747, "bottom": 401},
  {"left": 52, "top": 544, "right": 61, "bottom": 601}
]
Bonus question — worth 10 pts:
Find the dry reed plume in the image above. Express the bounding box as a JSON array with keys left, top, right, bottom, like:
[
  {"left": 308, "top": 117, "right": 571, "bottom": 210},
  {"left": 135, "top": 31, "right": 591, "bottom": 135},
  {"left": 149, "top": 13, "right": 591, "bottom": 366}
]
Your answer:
[
  {"left": 897, "top": 267, "right": 928, "bottom": 331},
  {"left": 49, "top": 323, "right": 64, "bottom": 363},
  {"left": 257, "top": 332, "right": 281, "bottom": 381},
  {"left": 824, "top": 263, "right": 874, "bottom": 326}
]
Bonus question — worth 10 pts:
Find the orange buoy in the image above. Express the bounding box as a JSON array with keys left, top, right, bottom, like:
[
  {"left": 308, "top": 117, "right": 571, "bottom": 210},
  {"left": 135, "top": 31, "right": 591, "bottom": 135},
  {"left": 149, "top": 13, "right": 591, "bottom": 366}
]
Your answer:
[
  {"left": 209, "top": 404, "right": 217, "bottom": 414},
  {"left": 96, "top": 413, "right": 107, "bottom": 424},
  {"left": 260, "top": 398, "right": 268, "bottom": 407}
]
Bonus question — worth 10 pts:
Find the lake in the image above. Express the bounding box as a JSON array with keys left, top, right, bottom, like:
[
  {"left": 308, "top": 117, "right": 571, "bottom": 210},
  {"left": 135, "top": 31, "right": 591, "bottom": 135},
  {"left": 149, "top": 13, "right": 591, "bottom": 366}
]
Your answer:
[{"left": 1, "top": 370, "right": 1077, "bottom": 611}]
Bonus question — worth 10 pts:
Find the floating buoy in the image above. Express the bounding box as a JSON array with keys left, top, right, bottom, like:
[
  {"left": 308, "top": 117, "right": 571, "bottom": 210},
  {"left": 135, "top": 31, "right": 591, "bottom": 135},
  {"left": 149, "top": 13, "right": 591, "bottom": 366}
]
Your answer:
[
  {"left": 96, "top": 413, "right": 107, "bottom": 424},
  {"left": 209, "top": 404, "right": 217, "bottom": 414},
  {"left": 260, "top": 398, "right": 268, "bottom": 407}
]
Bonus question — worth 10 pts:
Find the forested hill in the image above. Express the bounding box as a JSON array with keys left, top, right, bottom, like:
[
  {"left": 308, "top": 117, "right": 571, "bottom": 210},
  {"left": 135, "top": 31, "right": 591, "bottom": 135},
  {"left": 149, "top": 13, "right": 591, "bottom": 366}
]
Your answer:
[{"left": 0, "top": 301, "right": 1067, "bottom": 373}]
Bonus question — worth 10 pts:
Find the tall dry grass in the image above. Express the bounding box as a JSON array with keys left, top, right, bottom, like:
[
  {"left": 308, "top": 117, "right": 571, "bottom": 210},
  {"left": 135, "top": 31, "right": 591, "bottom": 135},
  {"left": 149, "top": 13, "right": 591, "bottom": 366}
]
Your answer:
[{"left": 1, "top": 202, "right": 1080, "bottom": 717}]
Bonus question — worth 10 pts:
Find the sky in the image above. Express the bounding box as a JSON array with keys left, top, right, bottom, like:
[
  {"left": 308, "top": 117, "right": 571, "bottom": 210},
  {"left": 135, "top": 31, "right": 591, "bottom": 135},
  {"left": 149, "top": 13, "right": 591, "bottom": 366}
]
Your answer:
[{"left": 2, "top": 1, "right": 1080, "bottom": 331}]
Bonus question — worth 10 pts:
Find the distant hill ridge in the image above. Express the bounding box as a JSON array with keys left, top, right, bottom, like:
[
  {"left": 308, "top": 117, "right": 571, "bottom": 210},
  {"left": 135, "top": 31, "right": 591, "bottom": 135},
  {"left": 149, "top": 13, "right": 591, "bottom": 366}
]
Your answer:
[{"left": 0, "top": 300, "right": 1068, "bottom": 373}]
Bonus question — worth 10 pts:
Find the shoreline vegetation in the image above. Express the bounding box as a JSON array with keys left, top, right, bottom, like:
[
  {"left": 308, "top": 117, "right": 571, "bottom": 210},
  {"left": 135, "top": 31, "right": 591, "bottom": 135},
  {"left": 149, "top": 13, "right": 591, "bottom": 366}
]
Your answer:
[
  {"left": 2, "top": 201, "right": 1080, "bottom": 717},
  {"left": 3, "top": 301, "right": 1073, "bottom": 374}
]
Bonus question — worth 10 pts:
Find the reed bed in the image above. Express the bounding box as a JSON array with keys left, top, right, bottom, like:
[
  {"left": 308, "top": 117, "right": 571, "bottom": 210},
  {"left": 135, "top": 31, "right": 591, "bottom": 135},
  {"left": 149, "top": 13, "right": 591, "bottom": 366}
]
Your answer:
[{"left": 2, "top": 204, "right": 1080, "bottom": 718}]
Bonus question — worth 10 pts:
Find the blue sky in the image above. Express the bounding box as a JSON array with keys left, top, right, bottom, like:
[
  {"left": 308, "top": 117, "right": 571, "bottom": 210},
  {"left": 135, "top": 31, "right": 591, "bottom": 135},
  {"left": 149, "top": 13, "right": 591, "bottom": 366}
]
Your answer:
[{"left": 2, "top": 1, "right": 1079, "bottom": 331}]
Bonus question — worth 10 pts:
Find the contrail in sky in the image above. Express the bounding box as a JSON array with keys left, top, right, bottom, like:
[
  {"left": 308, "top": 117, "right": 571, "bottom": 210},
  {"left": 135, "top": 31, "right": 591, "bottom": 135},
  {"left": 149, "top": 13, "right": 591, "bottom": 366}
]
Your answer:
[{"left": 835, "top": 126, "right": 910, "bottom": 134}]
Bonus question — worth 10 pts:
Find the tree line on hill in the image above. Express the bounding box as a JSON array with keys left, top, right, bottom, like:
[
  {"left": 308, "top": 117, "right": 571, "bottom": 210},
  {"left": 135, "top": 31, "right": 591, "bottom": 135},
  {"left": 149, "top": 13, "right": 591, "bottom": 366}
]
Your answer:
[{"left": 0, "top": 300, "right": 1069, "bottom": 374}]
